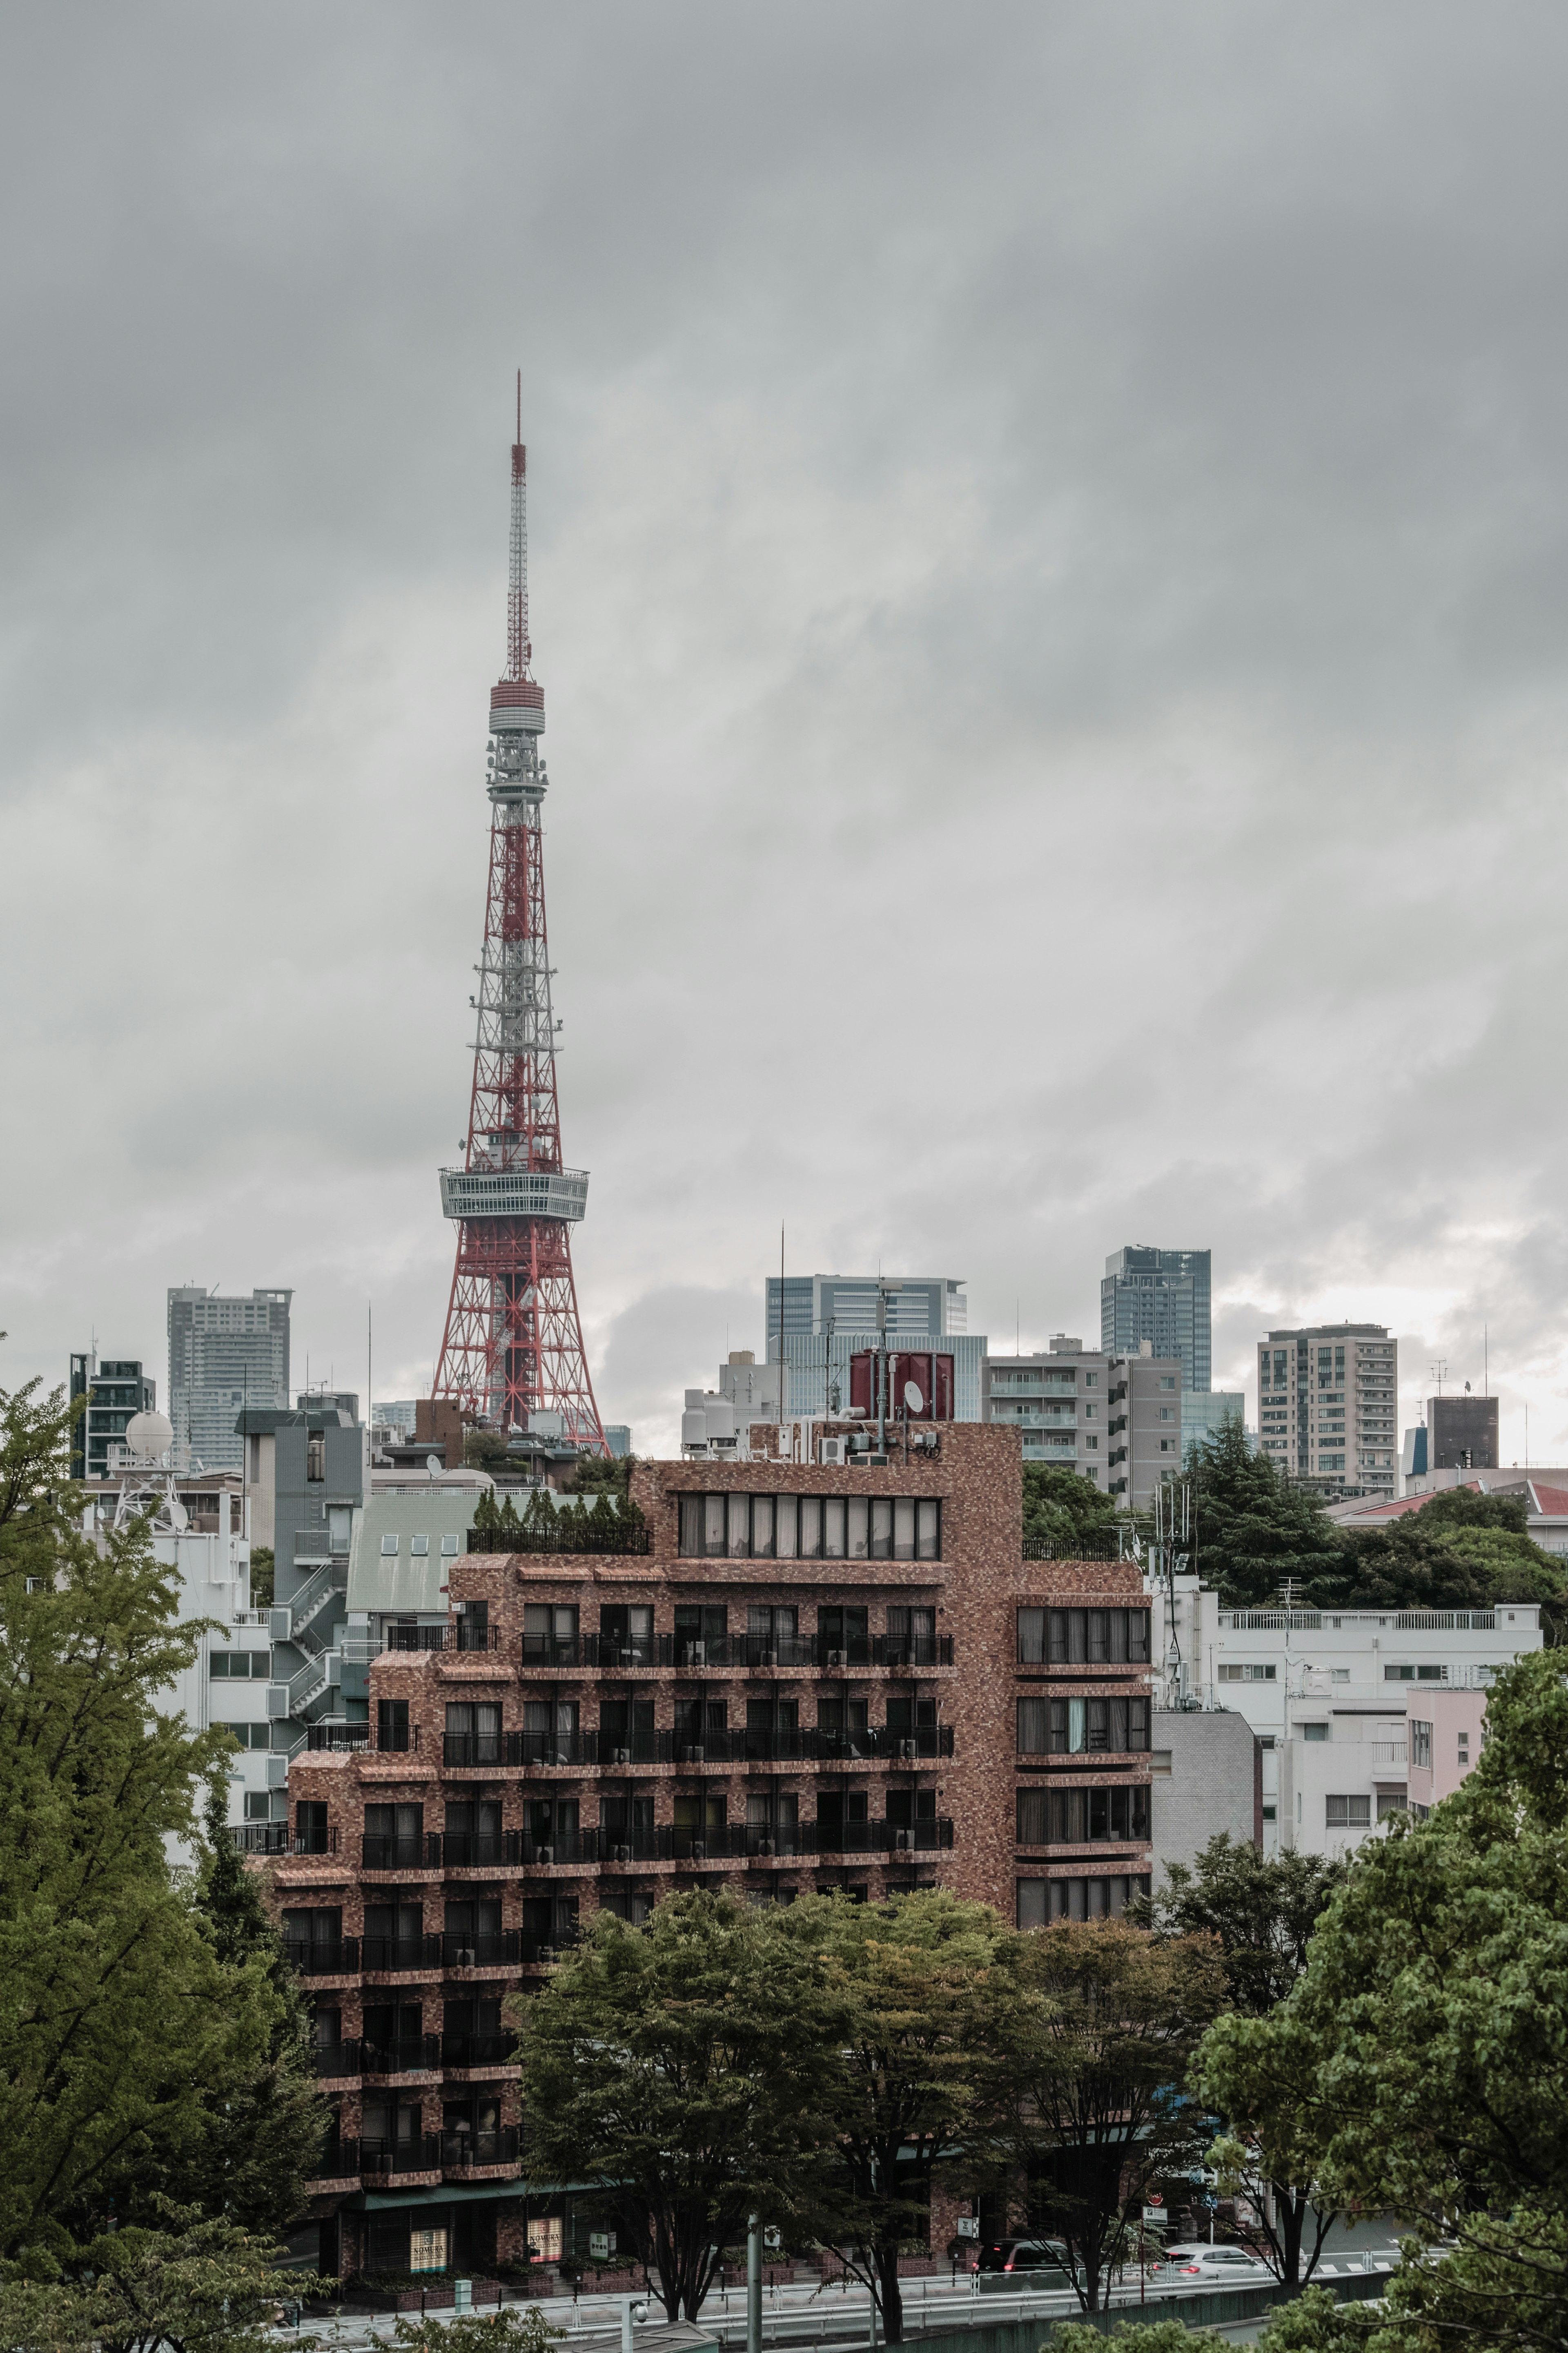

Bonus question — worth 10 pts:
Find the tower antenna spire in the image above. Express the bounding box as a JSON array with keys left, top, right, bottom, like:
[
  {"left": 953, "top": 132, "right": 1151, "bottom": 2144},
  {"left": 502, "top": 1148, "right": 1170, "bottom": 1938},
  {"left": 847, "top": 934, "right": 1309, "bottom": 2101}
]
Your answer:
[{"left": 507, "top": 369, "right": 530, "bottom": 681}]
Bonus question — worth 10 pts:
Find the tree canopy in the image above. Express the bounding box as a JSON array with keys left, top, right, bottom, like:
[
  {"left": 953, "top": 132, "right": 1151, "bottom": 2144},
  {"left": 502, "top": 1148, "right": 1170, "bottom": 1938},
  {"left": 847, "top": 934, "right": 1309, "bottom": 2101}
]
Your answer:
[
  {"left": 1022, "top": 1465, "right": 1121, "bottom": 1556},
  {"left": 0, "top": 1371, "right": 323, "bottom": 2266},
  {"left": 777, "top": 1890, "right": 1016, "bottom": 2344},
  {"left": 516, "top": 1889, "right": 837, "bottom": 2322},
  {"left": 1182, "top": 1421, "right": 1344, "bottom": 1606},
  {"left": 1137, "top": 1837, "right": 1346, "bottom": 2284},
  {"left": 998, "top": 1917, "right": 1226, "bottom": 2311},
  {"left": 1203, "top": 1649, "right": 1568, "bottom": 2353}
]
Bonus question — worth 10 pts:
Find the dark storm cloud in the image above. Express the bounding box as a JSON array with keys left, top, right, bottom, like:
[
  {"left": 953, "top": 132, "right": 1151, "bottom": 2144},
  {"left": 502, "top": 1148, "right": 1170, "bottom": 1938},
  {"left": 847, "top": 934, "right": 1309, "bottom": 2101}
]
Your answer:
[{"left": 3, "top": 2, "right": 1568, "bottom": 1455}]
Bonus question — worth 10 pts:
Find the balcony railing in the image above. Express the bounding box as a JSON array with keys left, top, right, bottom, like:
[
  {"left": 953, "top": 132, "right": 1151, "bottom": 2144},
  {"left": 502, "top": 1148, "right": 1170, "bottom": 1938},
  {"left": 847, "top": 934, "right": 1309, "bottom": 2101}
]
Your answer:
[
  {"left": 312, "top": 2040, "right": 363, "bottom": 2078},
  {"left": 383, "top": 1623, "right": 500, "bottom": 1653},
  {"left": 441, "top": 2030, "right": 517, "bottom": 2068},
  {"left": 227, "top": 1822, "right": 290, "bottom": 1854},
  {"left": 442, "top": 2125, "right": 519, "bottom": 2170},
  {"left": 518, "top": 1633, "right": 954, "bottom": 1671},
  {"left": 361, "top": 2134, "right": 441, "bottom": 2177},
  {"left": 502, "top": 1724, "right": 955, "bottom": 1769},
  {"left": 362, "top": 2033, "right": 441, "bottom": 2076},
  {"left": 1022, "top": 1534, "right": 1129, "bottom": 1562},
  {"left": 312, "top": 2137, "right": 361, "bottom": 2182},
  {"left": 306, "top": 1720, "right": 422, "bottom": 1754},
  {"left": 359, "top": 1931, "right": 443, "bottom": 1972},
  {"left": 434, "top": 1831, "right": 519, "bottom": 1867},
  {"left": 284, "top": 1936, "right": 359, "bottom": 1975},
  {"left": 588, "top": 1819, "right": 956, "bottom": 1865},
  {"left": 439, "top": 1931, "right": 523, "bottom": 1969},
  {"left": 362, "top": 1832, "right": 440, "bottom": 1870}
]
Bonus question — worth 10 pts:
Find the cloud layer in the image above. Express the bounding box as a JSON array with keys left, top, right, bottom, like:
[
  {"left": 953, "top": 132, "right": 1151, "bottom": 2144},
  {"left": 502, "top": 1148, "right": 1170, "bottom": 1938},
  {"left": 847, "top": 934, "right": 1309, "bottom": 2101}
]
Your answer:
[{"left": 4, "top": 2, "right": 1567, "bottom": 1461}]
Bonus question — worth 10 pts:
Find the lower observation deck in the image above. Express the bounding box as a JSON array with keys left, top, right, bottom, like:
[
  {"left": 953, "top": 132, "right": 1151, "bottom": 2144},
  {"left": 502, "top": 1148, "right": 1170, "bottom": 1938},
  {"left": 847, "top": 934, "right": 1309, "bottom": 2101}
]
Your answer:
[{"left": 439, "top": 1166, "right": 588, "bottom": 1222}]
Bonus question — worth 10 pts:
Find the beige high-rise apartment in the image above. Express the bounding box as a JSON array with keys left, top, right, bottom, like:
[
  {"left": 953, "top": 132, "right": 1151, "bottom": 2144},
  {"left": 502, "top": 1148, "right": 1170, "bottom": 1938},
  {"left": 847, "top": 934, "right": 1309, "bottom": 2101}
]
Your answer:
[{"left": 1256, "top": 1323, "right": 1398, "bottom": 1499}]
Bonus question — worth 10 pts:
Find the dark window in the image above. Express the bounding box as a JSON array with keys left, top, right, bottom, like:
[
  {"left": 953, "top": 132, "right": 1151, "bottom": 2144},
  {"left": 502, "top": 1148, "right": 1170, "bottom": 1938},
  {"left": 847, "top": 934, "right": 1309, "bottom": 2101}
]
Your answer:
[
  {"left": 1017, "top": 1698, "right": 1049, "bottom": 1756},
  {"left": 378, "top": 1697, "right": 410, "bottom": 1752},
  {"left": 1017, "top": 1873, "right": 1151, "bottom": 1927},
  {"left": 522, "top": 1603, "right": 578, "bottom": 1664},
  {"left": 599, "top": 1605, "right": 653, "bottom": 1664},
  {"left": 296, "top": 1800, "right": 330, "bottom": 1853},
  {"left": 1037, "top": 1608, "right": 1151, "bottom": 1665},
  {"left": 818, "top": 1606, "right": 869, "bottom": 1664},
  {"left": 1018, "top": 1786, "right": 1151, "bottom": 1843}
]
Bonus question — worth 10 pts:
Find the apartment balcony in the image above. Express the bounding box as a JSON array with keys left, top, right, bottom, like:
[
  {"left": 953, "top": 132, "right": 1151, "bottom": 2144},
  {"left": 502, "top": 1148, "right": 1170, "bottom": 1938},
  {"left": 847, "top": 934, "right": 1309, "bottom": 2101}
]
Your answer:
[
  {"left": 439, "top": 1931, "right": 523, "bottom": 1969},
  {"left": 310, "top": 2138, "right": 363, "bottom": 2187},
  {"left": 362, "top": 2034, "right": 441, "bottom": 2078},
  {"left": 283, "top": 1935, "right": 359, "bottom": 1975},
  {"left": 441, "top": 2126, "right": 520, "bottom": 2174},
  {"left": 306, "top": 1722, "right": 423, "bottom": 1755},
  {"left": 359, "top": 1931, "right": 444, "bottom": 1972},
  {"left": 362, "top": 1833, "right": 439, "bottom": 1871},
  {"left": 384, "top": 1624, "right": 501, "bottom": 1655},
  {"left": 441, "top": 2030, "right": 517, "bottom": 2070},
  {"left": 313, "top": 2040, "right": 363, "bottom": 2079},
  {"left": 360, "top": 2134, "right": 441, "bottom": 2179},
  {"left": 598, "top": 1818, "right": 956, "bottom": 1866},
  {"left": 517, "top": 1632, "right": 954, "bottom": 1672},
  {"left": 449, "top": 1723, "right": 956, "bottom": 1771},
  {"left": 228, "top": 1822, "right": 291, "bottom": 1855}
]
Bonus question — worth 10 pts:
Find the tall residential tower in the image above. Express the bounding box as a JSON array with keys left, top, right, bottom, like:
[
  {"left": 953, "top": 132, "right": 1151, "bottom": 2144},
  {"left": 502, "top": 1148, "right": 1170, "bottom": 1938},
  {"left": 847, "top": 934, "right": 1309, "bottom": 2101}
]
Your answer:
[{"left": 1100, "top": 1247, "right": 1212, "bottom": 1394}]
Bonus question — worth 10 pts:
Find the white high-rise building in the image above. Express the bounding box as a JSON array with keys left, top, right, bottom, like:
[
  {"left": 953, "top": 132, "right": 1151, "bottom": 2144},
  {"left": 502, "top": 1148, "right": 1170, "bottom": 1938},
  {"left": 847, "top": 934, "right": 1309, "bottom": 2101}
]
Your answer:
[
  {"left": 1256, "top": 1322, "right": 1398, "bottom": 1498},
  {"left": 167, "top": 1286, "right": 291, "bottom": 1471}
]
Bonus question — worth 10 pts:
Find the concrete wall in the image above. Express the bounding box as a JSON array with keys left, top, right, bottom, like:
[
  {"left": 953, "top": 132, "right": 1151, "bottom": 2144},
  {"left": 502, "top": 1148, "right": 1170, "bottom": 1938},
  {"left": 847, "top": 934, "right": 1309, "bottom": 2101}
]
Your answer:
[{"left": 1149, "top": 1706, "right": 1259, "bottom": 1882}]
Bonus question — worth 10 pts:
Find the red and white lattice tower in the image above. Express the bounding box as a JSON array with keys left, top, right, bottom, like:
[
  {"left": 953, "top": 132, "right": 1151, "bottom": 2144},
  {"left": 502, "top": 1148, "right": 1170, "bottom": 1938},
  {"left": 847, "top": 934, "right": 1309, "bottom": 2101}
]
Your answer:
[{"left": 432, "top": 393, "right": 607, "bottom": 1452}]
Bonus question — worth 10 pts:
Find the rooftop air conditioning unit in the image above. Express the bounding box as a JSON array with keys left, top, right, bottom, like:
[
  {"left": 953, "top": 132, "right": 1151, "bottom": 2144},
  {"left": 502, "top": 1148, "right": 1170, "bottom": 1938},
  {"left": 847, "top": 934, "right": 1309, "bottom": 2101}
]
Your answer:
[
  {"left": 612, "top": 1842, "right": 631, "bottom": 1863},
  {"left": 827, "top": 1648, "right": 846, "bottom": 1668},
  {"left": 898, "top": 1739, "right": 917, "bottom": 1760},
  {"left": 755, "top": 1836, "right": 775, "bottom": 1857},
  {"left": 614, "top": 1746, "right": 630, "bottom": 1764},
  {"left": 822, "top": 1438, "right": 847, "bottom": 1467},
  {"left": 455, "top": 1947, "right": 476, "bottom": 1969},
  {"left": 537, "top": 1844, "right": 554, "bottom": 1866}
]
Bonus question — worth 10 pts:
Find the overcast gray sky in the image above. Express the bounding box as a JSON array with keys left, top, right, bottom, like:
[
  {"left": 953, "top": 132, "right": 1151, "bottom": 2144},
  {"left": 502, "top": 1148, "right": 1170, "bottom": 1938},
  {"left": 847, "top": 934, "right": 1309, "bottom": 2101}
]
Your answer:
[{"left": 4, "top": 2, "right": 1568, "bottom": 1459}]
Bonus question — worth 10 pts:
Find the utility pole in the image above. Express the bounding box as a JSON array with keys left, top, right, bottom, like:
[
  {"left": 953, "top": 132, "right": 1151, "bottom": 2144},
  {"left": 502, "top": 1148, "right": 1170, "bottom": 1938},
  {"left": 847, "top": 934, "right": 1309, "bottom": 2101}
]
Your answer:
[{"left": 746, "top": 2216, "right": 762, "bottom": 2353}]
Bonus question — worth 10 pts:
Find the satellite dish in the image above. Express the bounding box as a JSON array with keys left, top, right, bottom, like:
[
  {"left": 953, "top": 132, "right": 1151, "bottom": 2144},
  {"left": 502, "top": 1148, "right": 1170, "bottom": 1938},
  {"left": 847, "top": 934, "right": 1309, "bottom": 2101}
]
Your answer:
[
  {"left": 904, "top": 1381, "right": 924, "bottom": 1414},
  {"left": 166, "top": 1496, "right": 188, "bottom": 1531},
  {"left": 426, "top": 1453, "right": 442, "bottom": 1476}
]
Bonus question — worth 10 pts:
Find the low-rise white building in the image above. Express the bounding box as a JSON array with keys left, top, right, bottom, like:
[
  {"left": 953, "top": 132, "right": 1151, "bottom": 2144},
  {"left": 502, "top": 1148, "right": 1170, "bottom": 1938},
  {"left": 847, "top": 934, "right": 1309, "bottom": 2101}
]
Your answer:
[{"left": 1149, "top": 1573, "right": 1542, "bottom": 1859}]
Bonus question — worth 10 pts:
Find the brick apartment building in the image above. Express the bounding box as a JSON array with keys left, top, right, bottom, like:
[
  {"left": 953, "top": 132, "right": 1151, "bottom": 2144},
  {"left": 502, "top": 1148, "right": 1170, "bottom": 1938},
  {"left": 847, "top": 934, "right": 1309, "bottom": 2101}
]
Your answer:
[{"left": 270, "top": 1426, "right": 1153, "bottom": 2280}]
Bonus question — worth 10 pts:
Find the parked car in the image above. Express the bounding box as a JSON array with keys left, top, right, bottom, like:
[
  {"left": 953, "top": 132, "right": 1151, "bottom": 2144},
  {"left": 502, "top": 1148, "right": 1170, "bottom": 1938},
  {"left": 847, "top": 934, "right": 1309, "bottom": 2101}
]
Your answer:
[
  {"left": 974, "top": 2239, "right": 1077, "bottom": 2288},
  {"left": 1160, "top": 2246, "right": 1274, "bottom": 2282}
]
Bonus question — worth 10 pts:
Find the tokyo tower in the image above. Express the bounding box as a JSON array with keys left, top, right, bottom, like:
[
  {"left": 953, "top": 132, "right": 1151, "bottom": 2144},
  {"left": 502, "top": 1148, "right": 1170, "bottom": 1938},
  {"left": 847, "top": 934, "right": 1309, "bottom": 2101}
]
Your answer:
[{"left": 432, "top": 386, "right": 607, "bottom": 1452}]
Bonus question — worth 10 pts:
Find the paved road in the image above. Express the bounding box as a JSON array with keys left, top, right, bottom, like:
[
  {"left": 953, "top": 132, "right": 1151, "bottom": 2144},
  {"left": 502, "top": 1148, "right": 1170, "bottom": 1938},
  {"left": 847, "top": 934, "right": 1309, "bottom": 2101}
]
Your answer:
[{"left": 291, "top": 2248, "right": 1403, "bottom": 2353}]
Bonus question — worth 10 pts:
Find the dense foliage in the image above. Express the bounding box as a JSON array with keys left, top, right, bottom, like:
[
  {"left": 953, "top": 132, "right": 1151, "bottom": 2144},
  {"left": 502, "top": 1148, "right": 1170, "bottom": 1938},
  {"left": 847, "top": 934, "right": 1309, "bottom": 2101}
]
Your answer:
[
  {"left": 1203, "top": 1649, "right": 1568, "bottom": 2353},
  {"left": 1022, "top": 1464, "right": 1122, "bottom": 1556},
  {"left": 470, "top": 1484, "right": 649, "bottom": 1555},
  {"left": 1137, "top": 1837, "right": 1347, "bottom": 2283},
  {"left": 998, "top": 1918, "right": 1227, "bottom": 2310},
  {"left": 0, "top": 1369, "right": 325, "bottom": 2281}
]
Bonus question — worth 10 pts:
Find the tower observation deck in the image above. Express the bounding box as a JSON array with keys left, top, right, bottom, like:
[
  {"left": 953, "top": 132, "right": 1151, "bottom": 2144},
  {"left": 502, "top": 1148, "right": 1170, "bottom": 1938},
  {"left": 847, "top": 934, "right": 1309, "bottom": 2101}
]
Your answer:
[{"left": 431, "top": 394, "right": 606, "bottom": 1452}]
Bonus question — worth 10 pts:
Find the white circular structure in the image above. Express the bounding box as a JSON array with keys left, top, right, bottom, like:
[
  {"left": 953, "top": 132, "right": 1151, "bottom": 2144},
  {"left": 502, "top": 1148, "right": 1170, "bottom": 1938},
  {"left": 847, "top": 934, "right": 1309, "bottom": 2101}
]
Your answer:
[{"left": 124, "top": 1409, "right": 174, "bottom": 1461}]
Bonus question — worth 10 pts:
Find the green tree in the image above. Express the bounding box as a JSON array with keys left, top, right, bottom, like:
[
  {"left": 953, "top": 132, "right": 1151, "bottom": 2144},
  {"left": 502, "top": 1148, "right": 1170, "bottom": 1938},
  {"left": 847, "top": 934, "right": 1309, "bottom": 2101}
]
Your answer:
[
  {"left": 1136, "top": 1837, "right": 1347, "bottom": 2285},
  {"left": 1022, "top": 1465, "right": 1121, "bottom": 1557},
  {"left": 0, "top": 1374, "right": 310, "bottom": 2261},
  {"left": 245, "top": 1547, "right": 274, "bottom": 1610},
  {"left": 0, "top": 2208, "right": 331, "bottom": 2353},
  {"left": 1322, "top": 1486, "right": 1568, "bottom": 1629},
  {"left": 517, "top": 1890, "right": 835, "bottom": 2323},
  {"left": 780, "top": 1889, "right": 1016, "bottom": 2345},
  {"left": 999, "top": 1917, "right": 1227, "bottom": 2312},
  {"left": 463, "top": 1427, "right": 511, "bottom": 1474},
  {"left": 562, "top": 1451, "right": 638, "bottom": 1501},
  {"left": 1183, "top": 1421, "right": 1343, "bottom": 1608},
  {"left": 1055, "top": 2325, "right": 1226, "bottom": 2353},
  {"left": 386, "top": 2307, "right": 562, "bottom": 2353},
  {"left": 1202, "top": 1650, "right": 1568, "bottom": 2353}
]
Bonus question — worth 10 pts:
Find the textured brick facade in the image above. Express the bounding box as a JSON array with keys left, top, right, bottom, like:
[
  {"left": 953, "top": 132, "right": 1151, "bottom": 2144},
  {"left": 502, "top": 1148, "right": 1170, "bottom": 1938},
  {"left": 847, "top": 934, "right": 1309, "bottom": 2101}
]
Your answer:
[{"left": 273, "top": 1427, "right": 1151, "bottom": 2277}]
